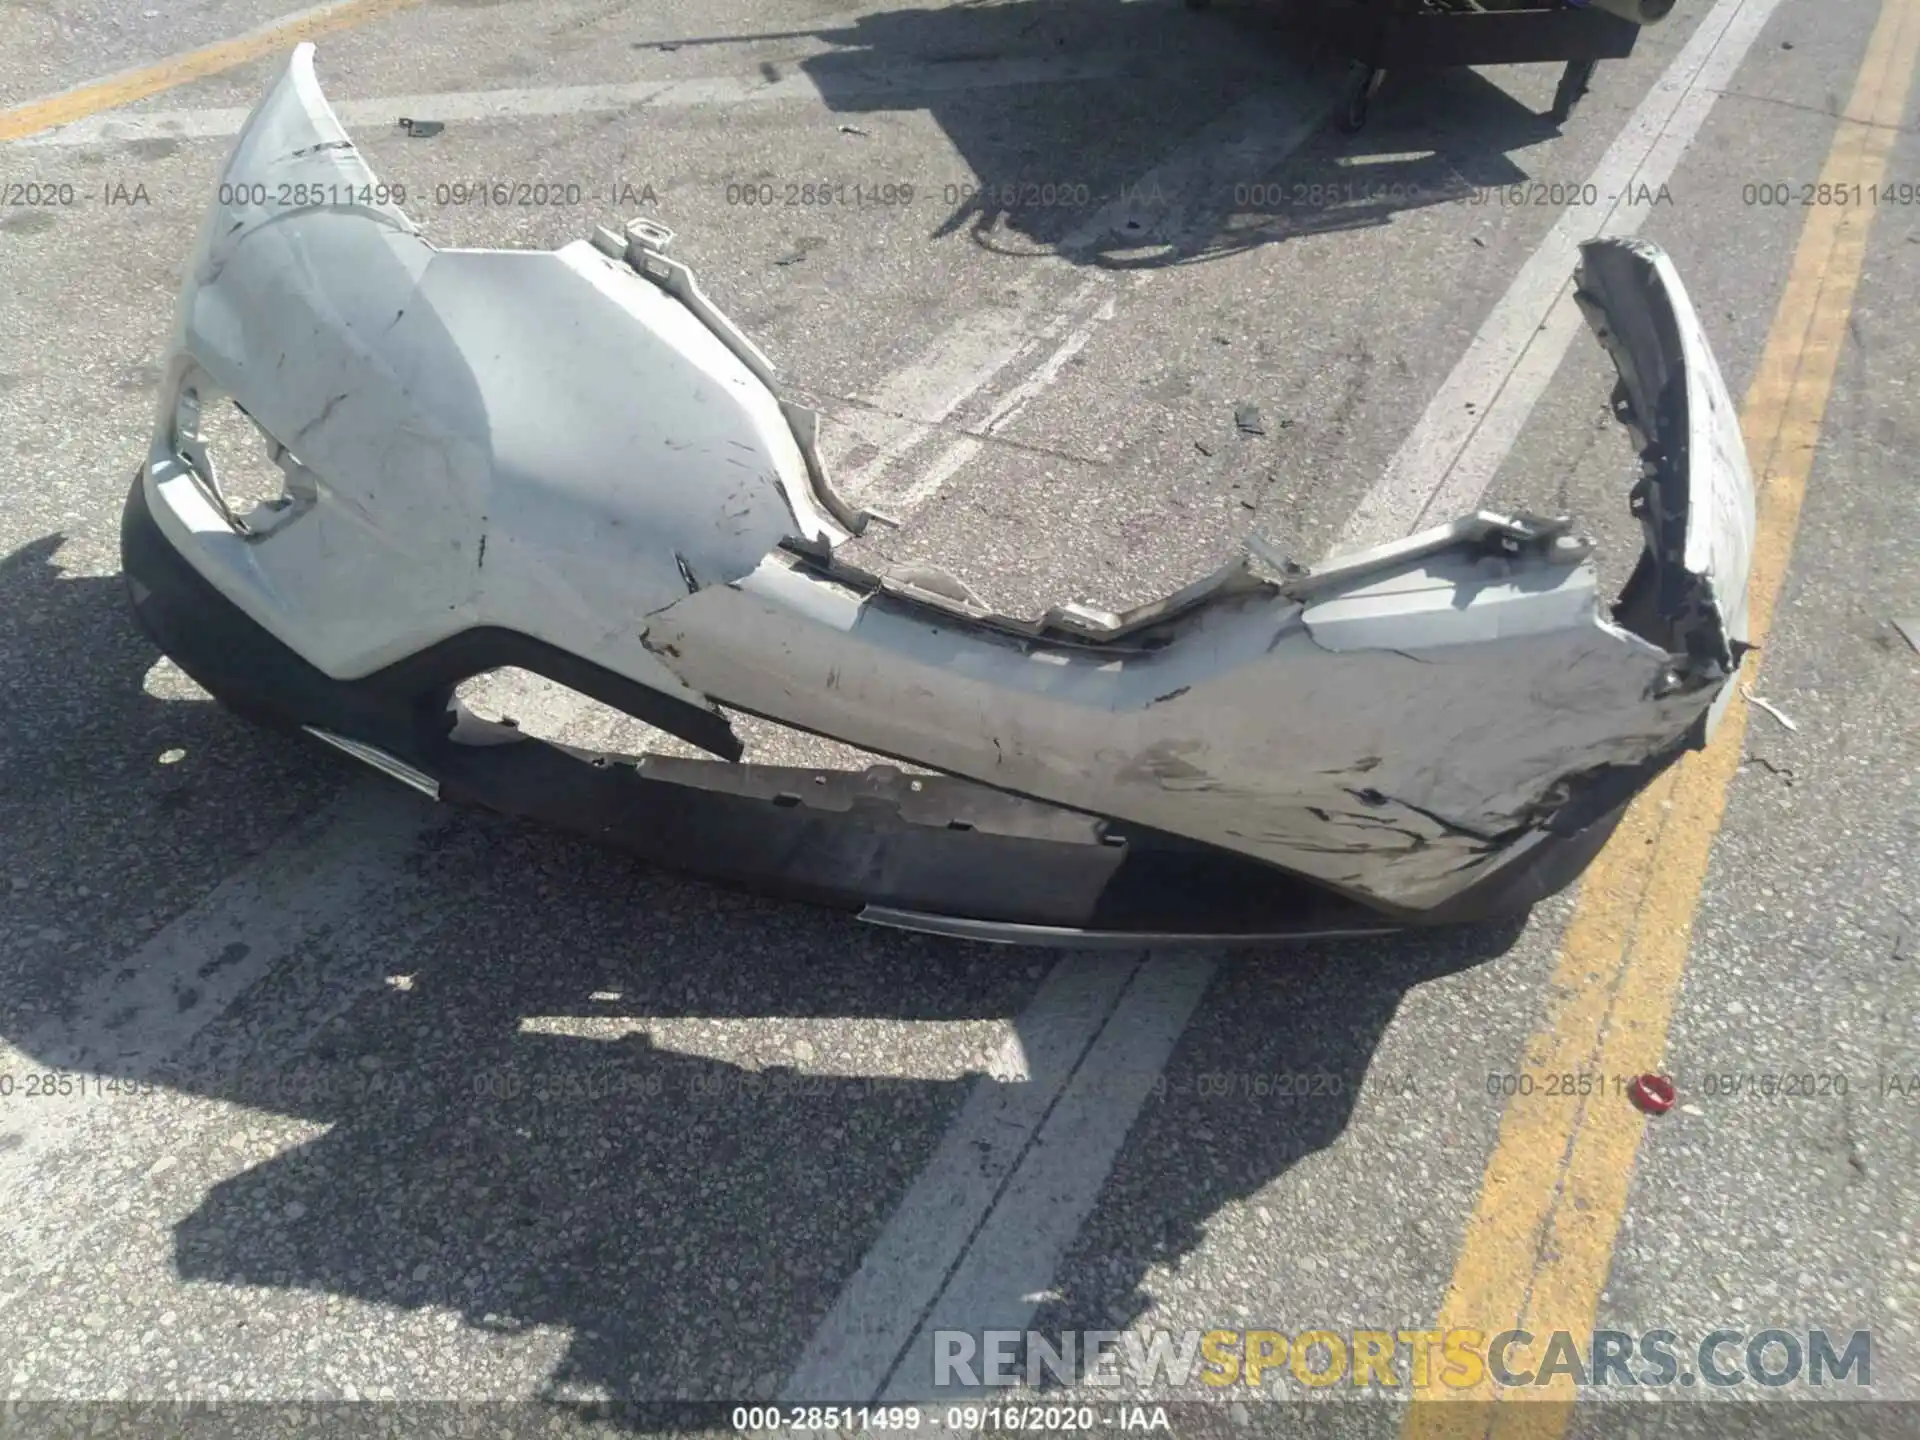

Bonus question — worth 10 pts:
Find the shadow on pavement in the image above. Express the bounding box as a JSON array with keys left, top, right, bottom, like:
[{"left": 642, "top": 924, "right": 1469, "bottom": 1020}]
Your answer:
[
  {"left": 641, "top": 0, "right": 1563, "bottom": 269},
  {"left": 0, "top": 536, "right": 1525, "bottom": 1415}
]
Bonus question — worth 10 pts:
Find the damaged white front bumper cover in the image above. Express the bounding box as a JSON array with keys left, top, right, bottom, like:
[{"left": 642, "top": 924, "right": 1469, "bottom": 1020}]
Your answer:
[{"left": 123, "top": 47, "right": 1756, "bottom": 942}]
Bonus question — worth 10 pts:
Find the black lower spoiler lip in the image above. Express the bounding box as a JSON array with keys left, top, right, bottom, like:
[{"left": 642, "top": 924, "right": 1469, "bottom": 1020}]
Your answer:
[{"left": 121, "top": 472, "right": 1622, "bottom": 948}]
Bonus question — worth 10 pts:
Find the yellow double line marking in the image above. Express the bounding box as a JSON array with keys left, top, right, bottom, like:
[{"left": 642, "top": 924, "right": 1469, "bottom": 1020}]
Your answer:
[
  {"left": 1407, "top": 0, "right": 1920, "bottom": 1434},
  {"left": 0, "top": 0, "right": 417, "bottom": 144}
]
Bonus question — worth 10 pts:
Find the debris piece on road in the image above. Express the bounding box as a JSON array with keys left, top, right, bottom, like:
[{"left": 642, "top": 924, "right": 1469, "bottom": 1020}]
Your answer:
[
  {"left": 1193, "top": 440, "right": 1213, "bottom": 456},
  {"left": 1893, "top": 617, "right": 1919, "bottom": 653},
  {"left": 1741, "top": 685, "right": 1799, "bottom": 732},
  {"left": 1742, "top": 755, "right": 1795, "bottom": 783},
  {"left": 397, "top": 117, "right": 443, "bottom": 138},
  {"left": 838, "top": 124, "right": 869, "bottom": 136},
  {"left": 1234, "top": 404, "right": 1266, "bottom": 437},
  {"left": 1629, "top": 1074, "right": 1677, "bottom": 1115}
]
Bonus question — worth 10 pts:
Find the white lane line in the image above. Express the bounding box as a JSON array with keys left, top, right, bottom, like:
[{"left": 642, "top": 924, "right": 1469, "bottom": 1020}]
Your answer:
[
  {"left": 846, "top": 75, "right": 1344, "bottom": 510},
  {"left": 1334, "top": 0, "right": 1789, "bottom": 552},
  {"left": 879, "top": 955, "right": 1215, "bottom": 1404},
  {"left": 876, "top": 292, "right": 1117, "bottom": 514},
  {"left": 0, "top": 778, "right": 438, "bottom": 1302},
  {"left": 12, "top": 53, "right": 1179, "bottom": 149},
  {"left": 1, "top": 780, "right": 430, "bottom": 1085},
  {"left": 779, "top": 957, "right": 1146, "bottom": 1403},
  {"left": 824, "top": 275, "right": 1108, "bottom": 497},
  {"left": 517, "top": 1015, "right": 1013, "bottom": 1080}
]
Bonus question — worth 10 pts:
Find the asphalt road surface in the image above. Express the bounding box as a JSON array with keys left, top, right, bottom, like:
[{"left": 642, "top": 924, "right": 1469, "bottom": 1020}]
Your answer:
[{"left": 1, "top": 0, "right": 1916, "bottom": 1436}]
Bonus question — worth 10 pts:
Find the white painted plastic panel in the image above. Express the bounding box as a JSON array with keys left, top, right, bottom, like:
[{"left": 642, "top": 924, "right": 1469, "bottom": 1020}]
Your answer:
[
  {"left": 147, "top": 45, "right": 818, "bottom": 686},
  {"left": 645, "top": 561, "right": 1696, "bottom": 909}
]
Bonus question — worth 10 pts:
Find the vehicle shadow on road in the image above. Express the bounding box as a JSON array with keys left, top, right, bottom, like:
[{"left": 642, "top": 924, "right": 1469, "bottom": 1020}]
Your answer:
[
  {"left": 0, "top": 537, "right": 1525, "bottom": 1416},
  {"left": 0, "top": 532, "right": 347, "bottom": 1024},
  {"left": 660, "top": 0, "right": 1567, "bottom": 269}
]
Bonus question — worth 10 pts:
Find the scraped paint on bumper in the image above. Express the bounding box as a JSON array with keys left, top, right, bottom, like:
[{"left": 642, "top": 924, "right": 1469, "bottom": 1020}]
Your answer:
[{"left": 123, "top": 45, "right": 1758, "bottom": 937}]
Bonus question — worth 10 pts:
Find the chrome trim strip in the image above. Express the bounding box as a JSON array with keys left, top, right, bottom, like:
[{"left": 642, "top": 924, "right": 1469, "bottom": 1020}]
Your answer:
[
  {"left": 301, "top": 726, "right": 440, "bottom": 799},
  {"left": 857, "top": 906, "right": 1400, "bottom": 950}
]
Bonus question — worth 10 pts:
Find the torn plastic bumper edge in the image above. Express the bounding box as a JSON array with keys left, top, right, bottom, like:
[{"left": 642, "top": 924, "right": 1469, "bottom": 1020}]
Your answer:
[{"left": 121, "top": 45, "right": 1757, "bottom": 944}]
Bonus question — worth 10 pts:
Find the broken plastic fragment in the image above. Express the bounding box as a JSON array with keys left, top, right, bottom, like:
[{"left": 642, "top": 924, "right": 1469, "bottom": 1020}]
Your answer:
[{"left": 1740, "top": 685, "right": 1799, "bottom": 733}]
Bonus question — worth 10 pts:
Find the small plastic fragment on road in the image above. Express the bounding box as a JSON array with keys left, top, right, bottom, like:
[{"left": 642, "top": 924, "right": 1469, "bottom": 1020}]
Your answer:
[
  {"left": 1742, "top": 754, "right": 1794, "bottom": 783},
  {"left": 775, "top": 238, "right": 821, "bottom": 267},
  {"left": 1235, "top": 404, "right": 1266, "bottom": 437},
  {"left": 838, "top": 124, "right": 868, "bottom": 136},
  {"left": 1741, "top": 685, "right": 1798, "bottom": 732},
  {"left": 1629, "top": 1073, "right": 1676, "bottom": 1115},
  {"left": 397, "top": 117, "right": 443, "bottom": 138}
]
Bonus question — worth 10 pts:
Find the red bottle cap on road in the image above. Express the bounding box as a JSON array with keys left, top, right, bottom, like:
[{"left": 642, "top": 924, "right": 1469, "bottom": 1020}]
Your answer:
[{"left": 1629, "top": 1073, "right": 1676, "bottom": 1114}]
